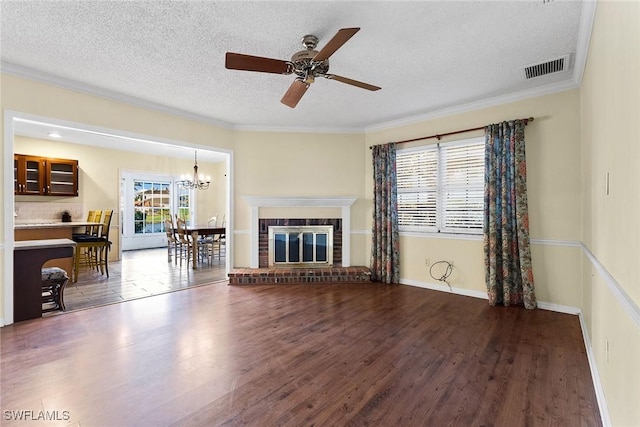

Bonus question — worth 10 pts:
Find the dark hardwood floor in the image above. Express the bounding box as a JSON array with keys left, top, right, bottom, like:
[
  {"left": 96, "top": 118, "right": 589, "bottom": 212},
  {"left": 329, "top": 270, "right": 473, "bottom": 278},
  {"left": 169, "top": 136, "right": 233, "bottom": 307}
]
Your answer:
[
  {"left": 61, "top": 247, "right": 227, "bottom": 312},
  {"left": 1, "top": 282, "right": 601, "bottom": 426}
]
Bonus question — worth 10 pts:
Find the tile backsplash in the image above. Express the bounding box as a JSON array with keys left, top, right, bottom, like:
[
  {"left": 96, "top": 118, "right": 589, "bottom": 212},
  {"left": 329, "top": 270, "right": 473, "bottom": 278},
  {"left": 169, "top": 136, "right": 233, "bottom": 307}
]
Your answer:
[{"left": 15, "top": 202, "right": 84, "bottom": 224}]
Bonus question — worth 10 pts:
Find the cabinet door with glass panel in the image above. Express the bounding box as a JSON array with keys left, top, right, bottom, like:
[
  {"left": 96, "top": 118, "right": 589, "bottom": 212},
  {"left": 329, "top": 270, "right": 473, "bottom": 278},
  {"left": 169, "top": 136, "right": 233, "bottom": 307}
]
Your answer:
[
  {"left": 14, "top": 154, "right": 78, "bottom": 196},
  {"left": 45, "top": 158, "right": 78, "bottom": 196},
  {"left": 14, "top": 154, "right": 45, "bottom": 195}
]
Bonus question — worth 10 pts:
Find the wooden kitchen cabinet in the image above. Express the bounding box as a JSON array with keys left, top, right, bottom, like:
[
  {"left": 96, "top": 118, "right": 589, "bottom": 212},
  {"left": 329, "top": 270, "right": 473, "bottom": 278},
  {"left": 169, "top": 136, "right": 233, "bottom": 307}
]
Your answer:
[
  {"left": 14, "top": 154, "right": 45, "bottom": 195},
  {"left": 14, "top": 154, "right": 78, "bottom": 196},
  {"left": 45, "top": 158, "right": 78, "bottom": 196}
]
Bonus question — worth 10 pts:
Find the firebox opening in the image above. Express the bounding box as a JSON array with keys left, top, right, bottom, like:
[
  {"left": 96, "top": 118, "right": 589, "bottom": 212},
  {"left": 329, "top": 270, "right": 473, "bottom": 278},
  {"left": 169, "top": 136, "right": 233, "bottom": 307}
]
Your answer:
[{"left": 268, "top": 225, "right": 333, "bottom": 267}]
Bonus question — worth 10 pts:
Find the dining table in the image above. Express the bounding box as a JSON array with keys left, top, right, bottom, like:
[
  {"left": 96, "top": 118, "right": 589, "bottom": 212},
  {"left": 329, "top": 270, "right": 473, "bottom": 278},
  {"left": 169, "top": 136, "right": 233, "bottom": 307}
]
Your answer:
[{"left": 185, "top": 225, "right": 225, "bottom": 269}]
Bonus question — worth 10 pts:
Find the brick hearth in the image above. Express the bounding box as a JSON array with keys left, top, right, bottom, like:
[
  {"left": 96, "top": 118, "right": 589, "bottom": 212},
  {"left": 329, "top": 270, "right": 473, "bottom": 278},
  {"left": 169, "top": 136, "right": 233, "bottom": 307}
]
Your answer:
[{"left": 228, "top": 266, "right": 371, "bottom": 285}]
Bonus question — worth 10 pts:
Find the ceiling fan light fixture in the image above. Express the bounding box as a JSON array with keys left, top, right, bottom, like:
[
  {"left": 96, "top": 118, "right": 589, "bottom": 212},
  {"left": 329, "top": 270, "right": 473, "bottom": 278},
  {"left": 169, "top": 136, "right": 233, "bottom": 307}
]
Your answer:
[
  {"left": 225, "top": 27, "right": 380, "bottom": 108},
  {"left": 304, "top": 71, "right": 315, "bottom": 84}
]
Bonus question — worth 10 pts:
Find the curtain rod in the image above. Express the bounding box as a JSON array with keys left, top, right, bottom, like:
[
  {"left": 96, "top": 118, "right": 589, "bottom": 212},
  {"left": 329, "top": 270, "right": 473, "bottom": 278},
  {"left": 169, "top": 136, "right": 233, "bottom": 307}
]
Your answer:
[{"left": 370, "top": 117, "right": 534, "bottom": 148}]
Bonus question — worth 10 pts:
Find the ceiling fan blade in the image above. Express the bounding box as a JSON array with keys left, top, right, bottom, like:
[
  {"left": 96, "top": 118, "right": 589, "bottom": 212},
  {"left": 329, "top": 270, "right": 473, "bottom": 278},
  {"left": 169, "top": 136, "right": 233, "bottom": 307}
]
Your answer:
[
  {"left": 225, "top": 52, "right": 292, "bottom": 74},
  {"left": 327, "top": 74, "right": 381, "bottom": 91},
  {"left": 312, "top": 28, "right": 360, "bottom": 62},
  {"left": 281, "top": 80, "right": 309, "bottom": 108}
]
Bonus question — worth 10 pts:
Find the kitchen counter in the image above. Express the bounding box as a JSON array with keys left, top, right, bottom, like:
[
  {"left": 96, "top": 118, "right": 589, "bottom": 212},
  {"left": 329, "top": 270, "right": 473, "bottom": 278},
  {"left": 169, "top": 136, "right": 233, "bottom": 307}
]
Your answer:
[
  {"left": 15, "top": 221, "right": 101, "bottom": 230},
  {"left": 15, "top": 238, "right": 78, "bottom": 250}
]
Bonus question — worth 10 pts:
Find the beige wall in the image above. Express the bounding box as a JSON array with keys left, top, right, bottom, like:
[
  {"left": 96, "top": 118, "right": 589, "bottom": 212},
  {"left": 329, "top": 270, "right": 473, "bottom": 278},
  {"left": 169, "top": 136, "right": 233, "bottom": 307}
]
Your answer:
[
  {"left": 365, "top": 89, "right": 585, "bottom": 308},
  {"left": 580, "top": 1, "right": 640, "bottom": 425},
  {"left": 231, "top": 130, "right": 368, "bottom": 267},
  {"left": 1, "top": 3, "right": 639, "bottom": 422},
  {"left": 13, "top": 136, "right": 226, "bottom": 257},
  {"left": 1, "top": 74, "right": 234, "bottom": 324}
]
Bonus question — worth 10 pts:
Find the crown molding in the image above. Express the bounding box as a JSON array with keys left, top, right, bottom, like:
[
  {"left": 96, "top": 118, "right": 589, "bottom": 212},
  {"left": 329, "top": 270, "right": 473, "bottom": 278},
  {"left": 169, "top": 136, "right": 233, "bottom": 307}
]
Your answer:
[
  {"left": 1, "top": 60, "right": 583, "bottom": 135},
  {"left": 233, "top": 124, "right": 365, "bottom": 134},
  {"left": 572, "top": 0, "right": 598, "bottom": 87},
  {"left": 364, "top": 0, "right": 596, "bottom": 134},
  {"left": 2, "top": 0, "right": 595, "bottom": 140},
  {"left": 1, "top": 61, "right": 236, "bottom": 130},
  {"left": 364, "top": 79, "right": 580, "bottom": 133}
]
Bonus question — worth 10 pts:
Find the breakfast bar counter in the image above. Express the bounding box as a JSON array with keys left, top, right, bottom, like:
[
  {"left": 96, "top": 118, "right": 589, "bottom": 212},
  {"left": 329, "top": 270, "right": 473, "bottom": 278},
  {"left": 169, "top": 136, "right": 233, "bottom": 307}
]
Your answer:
[
  {"left": 14, "top": 221, "right": 101, "bottom": 275},
  {"left": 14, "top": 238, "right": 76, "bottom": 322},
  {"left": 14, "top": 221, "right": 101, "bottom": 231}
]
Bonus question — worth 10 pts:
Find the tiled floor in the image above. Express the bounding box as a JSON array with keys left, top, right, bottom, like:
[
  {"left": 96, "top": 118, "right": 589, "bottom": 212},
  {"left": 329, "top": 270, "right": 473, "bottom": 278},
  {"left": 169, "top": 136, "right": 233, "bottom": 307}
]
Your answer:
[{"left": 60, "top": 247, "right": 227, "bottom": 313}]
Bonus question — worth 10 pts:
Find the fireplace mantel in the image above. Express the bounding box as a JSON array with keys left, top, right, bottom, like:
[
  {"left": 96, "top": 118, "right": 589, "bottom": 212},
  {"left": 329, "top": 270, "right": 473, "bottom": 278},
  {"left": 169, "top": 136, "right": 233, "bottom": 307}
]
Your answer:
[
  {"left": 243, "top": 196, "right": 357, "bottom": 208},
  {"left": 243, "top": 196, "right": 357, "bottom": 268}
]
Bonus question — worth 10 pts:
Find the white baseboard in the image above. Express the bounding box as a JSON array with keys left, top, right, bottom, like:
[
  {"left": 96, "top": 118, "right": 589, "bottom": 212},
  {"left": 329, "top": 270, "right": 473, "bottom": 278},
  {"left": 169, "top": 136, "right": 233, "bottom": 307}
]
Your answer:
[
  {"left": 400, "top": 277, "right": 582, "bottom": 314},
  {"left": 536, "top": 301, "right": 581, "bottom": 315},
  {"left": 579, "top": 311, "right": 612, "bottom": 427},
  {"left": 399, "top": 278, "right": 488, "bottom": 300},
  {"left": 399, "top": 276, "right": 608, "bottom": 426}
]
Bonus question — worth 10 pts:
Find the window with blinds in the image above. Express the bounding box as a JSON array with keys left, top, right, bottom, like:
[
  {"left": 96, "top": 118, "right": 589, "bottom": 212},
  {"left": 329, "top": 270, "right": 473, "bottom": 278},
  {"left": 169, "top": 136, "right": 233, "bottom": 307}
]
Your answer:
[{"left": 396, "top": 137, "right": 484, "bottom": 234}]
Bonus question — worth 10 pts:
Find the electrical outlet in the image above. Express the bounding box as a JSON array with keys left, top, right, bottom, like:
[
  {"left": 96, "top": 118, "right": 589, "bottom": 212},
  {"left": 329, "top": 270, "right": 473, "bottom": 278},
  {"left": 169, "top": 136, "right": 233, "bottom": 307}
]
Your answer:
[
  {"left": 424, "top": 258, "right": 430, "bottom": 267},
  {"left": 605, "top": 172, "right": 610, "bottom": 195}
]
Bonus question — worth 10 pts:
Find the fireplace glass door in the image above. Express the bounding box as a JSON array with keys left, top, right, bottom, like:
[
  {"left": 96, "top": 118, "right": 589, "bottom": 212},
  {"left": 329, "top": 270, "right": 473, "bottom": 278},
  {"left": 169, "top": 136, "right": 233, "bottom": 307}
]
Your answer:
[{"left": 269, "top": 226, "right": 333, "bottom": 267}]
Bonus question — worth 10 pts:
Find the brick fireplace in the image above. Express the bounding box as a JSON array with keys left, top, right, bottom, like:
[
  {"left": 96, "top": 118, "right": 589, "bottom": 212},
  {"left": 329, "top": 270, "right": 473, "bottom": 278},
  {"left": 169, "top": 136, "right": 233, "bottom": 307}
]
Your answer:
[
  {"left": 259, "top": 218, "right": 342, "bottom": 268},
  {"left": 241, "top": 195, "right": 357, "bottom": 268},
  {"left": 228, "top": 196, "right": 371, "bottom": 285}
]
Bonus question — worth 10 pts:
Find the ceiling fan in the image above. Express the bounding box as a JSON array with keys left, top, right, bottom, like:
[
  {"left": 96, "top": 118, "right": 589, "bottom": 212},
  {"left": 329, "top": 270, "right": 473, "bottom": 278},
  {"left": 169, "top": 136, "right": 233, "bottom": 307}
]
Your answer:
[{"left": 225, "top": 28, "right": 381, "bottom": 108}]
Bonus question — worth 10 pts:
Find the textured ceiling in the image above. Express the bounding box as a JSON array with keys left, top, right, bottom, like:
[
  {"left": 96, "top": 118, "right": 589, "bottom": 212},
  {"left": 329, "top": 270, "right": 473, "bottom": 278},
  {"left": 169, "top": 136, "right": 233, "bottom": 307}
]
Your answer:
[{"left": 2, "top": 1, "right": 587, "bottom": 132}]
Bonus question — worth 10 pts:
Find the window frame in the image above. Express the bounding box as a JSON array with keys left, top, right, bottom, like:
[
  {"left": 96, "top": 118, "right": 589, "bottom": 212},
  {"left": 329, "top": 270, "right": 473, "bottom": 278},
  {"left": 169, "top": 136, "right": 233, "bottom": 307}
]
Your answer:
[
  {"left": 120, "top": 171, "right": 197, "bottom": 251},
  {"left": 132, "top": 179, "right": 172, "bottom": 235},
  {"left": 396, "top": 136, "right": 485, "bottom": 236}
]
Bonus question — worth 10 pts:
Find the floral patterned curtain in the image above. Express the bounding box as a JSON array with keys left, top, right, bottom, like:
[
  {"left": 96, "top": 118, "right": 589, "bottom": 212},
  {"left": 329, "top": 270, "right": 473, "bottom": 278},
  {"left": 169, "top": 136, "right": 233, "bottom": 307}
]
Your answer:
[
  {"left": 371, "top": 143, "right": 400, "bottom": 284},
  {"left": 484, "top": 120, "right": 537, "bottom": 309}
]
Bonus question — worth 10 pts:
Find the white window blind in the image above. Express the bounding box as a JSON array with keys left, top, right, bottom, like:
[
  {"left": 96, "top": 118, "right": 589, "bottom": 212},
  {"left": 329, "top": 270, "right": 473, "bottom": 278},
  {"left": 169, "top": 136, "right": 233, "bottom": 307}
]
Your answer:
[
  {"left": 397, "top": 146, "right": 438, "bottom": 231},
  {"left": 397, "top": 137, "right": 484, "bottom": 234}
]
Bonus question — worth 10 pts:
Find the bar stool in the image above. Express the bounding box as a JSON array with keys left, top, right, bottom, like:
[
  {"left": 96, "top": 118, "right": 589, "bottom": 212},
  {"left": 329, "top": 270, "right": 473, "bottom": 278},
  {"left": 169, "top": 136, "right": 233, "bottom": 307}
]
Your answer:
[
  {"left": 73, "top": 210, "right": 113, "bottom": 282},
  {"left": 41, "top": 267, "right": 69, "bottom": 313},
  {"left": 73, "top": 210, "right": 103, "bottom": 271}
]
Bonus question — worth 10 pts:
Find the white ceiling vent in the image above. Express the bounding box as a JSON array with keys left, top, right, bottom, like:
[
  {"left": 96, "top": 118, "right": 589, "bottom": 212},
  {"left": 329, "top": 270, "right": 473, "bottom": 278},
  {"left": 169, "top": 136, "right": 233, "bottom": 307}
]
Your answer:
[{"left": 521, "top": 54, "right": 571, "bottom": 80}]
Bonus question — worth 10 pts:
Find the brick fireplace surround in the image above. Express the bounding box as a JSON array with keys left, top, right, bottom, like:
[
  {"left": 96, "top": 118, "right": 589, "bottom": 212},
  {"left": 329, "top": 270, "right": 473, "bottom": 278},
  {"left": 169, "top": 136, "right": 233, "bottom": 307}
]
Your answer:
[
  {"left": 258, "top": 218, "right": 342, "bottom": 268},
  {"left": 228, "top": 196, "right": 372, "bottom": 285}
]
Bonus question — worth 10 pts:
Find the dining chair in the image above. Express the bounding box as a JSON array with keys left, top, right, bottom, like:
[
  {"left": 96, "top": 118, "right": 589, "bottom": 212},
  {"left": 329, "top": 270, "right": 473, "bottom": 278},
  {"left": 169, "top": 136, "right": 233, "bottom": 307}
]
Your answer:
[
  {"left": 202, "top": 214, "right": 225, "bottom": 262},
  {"left": 175, "top": 216, "right": 193, "bottom": 267},
  {"left": 164, "top": 216, "right": 178, "bottom": 264},
  {"left": 197, "top": 214, "right": 219, "bottom": 262},
  {"left": 216, "top": 214, "right": 226, "bottom": 260}
]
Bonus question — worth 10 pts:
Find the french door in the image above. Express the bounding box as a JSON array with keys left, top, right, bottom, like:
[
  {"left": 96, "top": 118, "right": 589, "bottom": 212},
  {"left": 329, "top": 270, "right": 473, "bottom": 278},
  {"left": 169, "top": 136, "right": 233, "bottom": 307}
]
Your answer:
[{"left": 120, "top": 172, "right": 194, "bottom": 250}]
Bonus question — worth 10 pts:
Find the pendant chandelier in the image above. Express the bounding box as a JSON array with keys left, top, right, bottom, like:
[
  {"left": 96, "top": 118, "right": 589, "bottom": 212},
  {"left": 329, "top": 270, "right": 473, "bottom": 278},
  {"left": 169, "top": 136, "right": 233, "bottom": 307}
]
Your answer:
[{"left": 177, "top": 150, "right": 210, "bottom": 190}]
